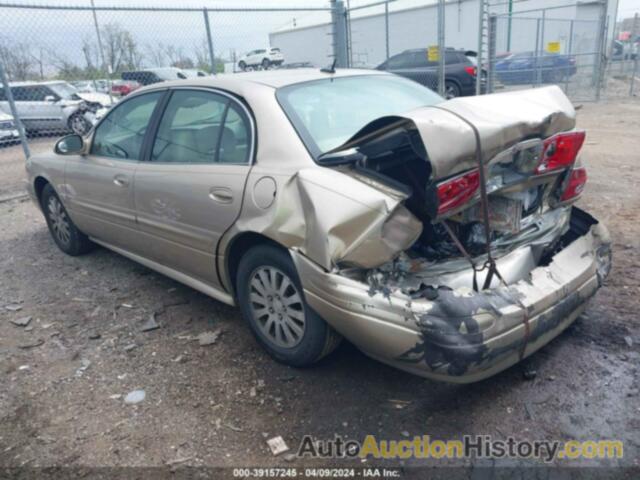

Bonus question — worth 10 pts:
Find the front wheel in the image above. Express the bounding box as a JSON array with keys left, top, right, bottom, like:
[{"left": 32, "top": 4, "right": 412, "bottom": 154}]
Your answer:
[
  {"left": 68, "top": 113, "right": 92, "bottom": 136},
  {"left": 238, "top": 60, "right": 247, "bottom": 71},
  {"left": 41, "top": 184, "right": 94, "bottom": 256},
  {"left": 236, "top": 245, "right": 341, "bottom": 367}
]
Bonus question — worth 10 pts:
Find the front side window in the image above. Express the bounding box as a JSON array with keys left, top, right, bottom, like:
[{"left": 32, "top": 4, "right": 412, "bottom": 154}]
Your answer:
[
  {"left": 277, "top": 74, "right": 442, "bottom": 157},
  {"left": 91, "top": 91, "right": 162, "bottom": 160},
  {"left": 151, "top": 90, "right": 251, "bottom": 164},
  {"left": 49, "top": 83, "right": 80, "bottom": 100}
]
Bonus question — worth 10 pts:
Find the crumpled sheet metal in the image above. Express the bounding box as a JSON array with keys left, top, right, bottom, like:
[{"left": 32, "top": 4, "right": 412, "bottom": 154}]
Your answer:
[
  {"left": 332, "top": 85, "right": 575, "bottom": 182},
  {"left": 292, "top": 211, "right": 611, "bottom": 382},
  {"left": 232, "top": 167, "right": 422, "bottom": 271},
  {"left": 406, "top": 85, "right": 576, "bottom": 180}
]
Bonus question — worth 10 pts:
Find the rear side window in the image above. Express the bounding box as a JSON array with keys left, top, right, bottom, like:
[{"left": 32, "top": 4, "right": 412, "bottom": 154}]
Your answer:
[
  {"left": 445, "top": 51, "right": 463, "bottom": 65},
  {"left": 151, "top": 90, "right": 251, "bottom": 164},
  {"left": 91, "top": 92, "right": 162, "bottom": 160}
]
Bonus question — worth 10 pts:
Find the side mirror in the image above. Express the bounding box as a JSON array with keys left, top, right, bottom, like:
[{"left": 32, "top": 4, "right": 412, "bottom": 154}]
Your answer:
[
  {"left": 44, "top": 95, "right": 57, "bottom": 102},
  {"left": 55, "top": 134, "right": 84, "bottom": 155}
]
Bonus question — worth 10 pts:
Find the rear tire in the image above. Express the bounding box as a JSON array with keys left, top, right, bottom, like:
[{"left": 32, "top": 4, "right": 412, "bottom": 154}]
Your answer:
[
  {"left": 236, "top": 245, "right": 341, "bottom": 367},
  {"left": 41, "top": 184, "right": 94, "bottom": 256},
  {"left": 444, "top": 80, "right": 461, "bottom": 99},
  {"left": 261, "top": 58, "right": 271, "bottom": 70}
]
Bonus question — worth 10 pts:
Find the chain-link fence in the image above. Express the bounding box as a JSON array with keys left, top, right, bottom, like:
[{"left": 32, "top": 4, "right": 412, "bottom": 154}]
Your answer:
[
  {"left": 487, "top": 12, "right": 604, "bottom": 102},
  {"left": 0, "top": 0, "right": 636, "bottom": 168},
  {"left": 604, "top": 12, "right": 639, "bottom": 99},
  {"left": 0, "top": 1, "right": 333, "bottom": 157}
]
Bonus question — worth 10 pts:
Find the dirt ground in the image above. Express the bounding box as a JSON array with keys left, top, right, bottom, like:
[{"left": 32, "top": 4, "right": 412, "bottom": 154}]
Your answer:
[{"left": 0, "top": 100, "right": 639, "bottom": 477}]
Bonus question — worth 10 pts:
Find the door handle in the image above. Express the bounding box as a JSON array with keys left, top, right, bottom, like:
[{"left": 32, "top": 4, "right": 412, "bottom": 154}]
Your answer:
[
  {"left": 113, "top": 174, "right": 129, "bottom": 187},
  {"left": 209, "top": 187, "right": 233, "bottom": 204}
]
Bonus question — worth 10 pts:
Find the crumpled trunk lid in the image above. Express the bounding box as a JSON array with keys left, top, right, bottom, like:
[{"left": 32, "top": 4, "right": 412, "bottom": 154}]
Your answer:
[{"left": 327, "top": 85, "right": 575, "bottom": 181}]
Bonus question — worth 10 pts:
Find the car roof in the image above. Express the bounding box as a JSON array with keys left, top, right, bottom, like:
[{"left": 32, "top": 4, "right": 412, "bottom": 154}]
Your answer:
[
  {"left": 8, "top": 80, "right": 69, "bottom": 87},
  {"left": 151, "top": 68, "right": 387, "bottom": 91}
]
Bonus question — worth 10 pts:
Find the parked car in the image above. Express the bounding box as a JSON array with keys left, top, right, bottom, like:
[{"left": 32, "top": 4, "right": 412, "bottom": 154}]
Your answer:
[
  {"left": 111, "top": 80, "right": 140, "bottom": 97},
  {"left": 0, "top": 81, "right": 114, "bottom": 136},
  {"left": 122, "top": 67, "right": 188, "bottom": 86},
  {"left": 0, "top": 111, "right": 20, "bottom": 145},
  {"left": 376, "top": 48, "right": 484, "bottom": 98},
  {"left": 237, "top": 48, "right": 284, "bottom": 71},
  {"left": 495, "top": 52, "right": 577, "bottom": 84},
  {"left": 279, "top": 62, "right": 316, "bottom": 69},
  {"left": 26, "top": 69, "right": 611, "bottom": 383},
  {"left": 182, "top": 69, "right": 209, "bottom": 78},
  {"left": 611, "top": 39, "right": 638, "bottom": 61},
  {"left": 71, "top": 81, "right": 96, "bottom": 93}
]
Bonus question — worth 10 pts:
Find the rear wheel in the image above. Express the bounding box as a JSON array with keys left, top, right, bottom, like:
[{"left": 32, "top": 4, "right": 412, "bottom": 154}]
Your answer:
[
  {"left": 261, "top": 58, "right": 271, "bottom": 70},
  {"left": 444, "top": 80, "right": 461, "bottom": 99},
  {"left": 41, "top": 184, "right": 94, "bottom": 256},
  {"left": 236, "top": 245, "right": 341, "bottom": 367}
]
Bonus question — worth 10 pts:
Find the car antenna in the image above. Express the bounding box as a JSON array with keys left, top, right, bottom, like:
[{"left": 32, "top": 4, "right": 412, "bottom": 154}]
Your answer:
[{"left": 320, "top": 58, "right": 337, "bottom": 74}]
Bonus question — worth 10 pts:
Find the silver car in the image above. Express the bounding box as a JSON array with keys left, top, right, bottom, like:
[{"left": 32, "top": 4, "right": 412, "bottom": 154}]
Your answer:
[
  {"left": 25, "top": 70, "right": 611, "bottom": 383},
  {"left": 0, "top": 81, "right": 112, "bottom": 136}
]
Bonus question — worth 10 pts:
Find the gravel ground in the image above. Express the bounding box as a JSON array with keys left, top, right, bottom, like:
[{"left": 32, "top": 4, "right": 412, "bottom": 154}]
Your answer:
[{"left": 0, "top": 100, "right": 639, "bottom": 477}]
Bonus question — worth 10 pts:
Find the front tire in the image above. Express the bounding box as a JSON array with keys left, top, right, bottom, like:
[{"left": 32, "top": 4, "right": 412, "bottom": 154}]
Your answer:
[
  {"left": 236, "top": 245, "right": 341, "bottom": 367},
  {"left": 68, "top": 113, "right": 92, "bottom": 136},
  {"left": 41, "top": 184, "right": 94, "bottom": 256},
  {"left": 238, "top": 61, "right": 247, "bottom": 71}
]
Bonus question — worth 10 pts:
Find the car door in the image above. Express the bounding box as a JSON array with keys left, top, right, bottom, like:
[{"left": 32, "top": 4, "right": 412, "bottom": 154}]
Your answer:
[
  {"left": 133, "top": 88, "right": 253, "bottom": 287},
  {"left": 12, "top": 86, "right": 60, "bottom": 133},
  {"left": 64, "top": 90, "right": 164, "bottom": 252}
]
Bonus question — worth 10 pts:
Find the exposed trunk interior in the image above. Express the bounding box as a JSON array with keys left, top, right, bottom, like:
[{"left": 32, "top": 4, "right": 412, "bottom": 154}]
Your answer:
[{"left": 330, "top": 122, "right": 581, "bottom": 293}]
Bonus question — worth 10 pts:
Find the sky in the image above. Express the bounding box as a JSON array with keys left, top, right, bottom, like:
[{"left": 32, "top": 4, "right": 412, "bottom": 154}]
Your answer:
[{"left": 616, "top": 0, "right": 640, "bottom": 20}]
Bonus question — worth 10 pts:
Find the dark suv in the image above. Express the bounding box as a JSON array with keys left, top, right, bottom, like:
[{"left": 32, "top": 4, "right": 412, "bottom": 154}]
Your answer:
[{"left": 376, "top": 49, "right": 483, "bottom": 98}]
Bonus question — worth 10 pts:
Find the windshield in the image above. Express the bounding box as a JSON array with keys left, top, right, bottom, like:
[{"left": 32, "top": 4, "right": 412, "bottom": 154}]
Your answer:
[
  {"left": 277, "top": 74, "right": 442, "bottom": 157},
  {"left": 49, "top": 82, "right": 81, "bottom": 100}
]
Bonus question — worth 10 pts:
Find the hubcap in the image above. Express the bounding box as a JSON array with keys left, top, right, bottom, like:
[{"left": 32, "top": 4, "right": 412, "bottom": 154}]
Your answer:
[
  {"left": 249, "top": 266, "right": 305, "bottom": 348},
  {"left": 48, "top": 196, "right": 71, "bottom": 246},
  {"left": 71, "top": 115, "right": 88, "bottom": 135},
  {"left": 445, "top": 85, "right": 457, "bottom": 99}
]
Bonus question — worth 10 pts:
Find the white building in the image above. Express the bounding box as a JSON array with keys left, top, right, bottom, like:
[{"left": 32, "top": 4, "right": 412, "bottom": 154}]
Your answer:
[{"left": 269, "top": 0, "right": 619, "bottom": 68}]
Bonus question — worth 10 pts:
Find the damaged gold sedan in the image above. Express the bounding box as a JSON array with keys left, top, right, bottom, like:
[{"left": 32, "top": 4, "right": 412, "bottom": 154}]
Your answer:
[{"left": 25, "top": 69, "right": 611, "bottom": 383}]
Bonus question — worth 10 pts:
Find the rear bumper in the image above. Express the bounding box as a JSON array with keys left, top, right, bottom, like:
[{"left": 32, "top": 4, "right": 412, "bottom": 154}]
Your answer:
[
  {"left": 292, "top": 208, "right": 611, "bottom": 383},
  {"left": 0, "top": 129, "right": 19, "bottom": 143}
]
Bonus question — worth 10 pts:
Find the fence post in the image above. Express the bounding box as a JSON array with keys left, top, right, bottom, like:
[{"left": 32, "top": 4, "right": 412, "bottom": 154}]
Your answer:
[
  {"left": 384, "top": 0, "right": 390, "bottom": 60},
  {"left": 330, "top": 0, "right": 349, "bottom": 67},
  {"left": 203, "top": 8, "right": 216, "bottom": 73},
  {"left": 476, "top": 0, "right": 487, "bottom": 95},
  {"left": 630, "top": 13, "right": 639, "bottom": 96},
  {"left": 565, "top": 20, "right": 574, "bottom": 94},
  {"left": 533, "top": 18, "right": 541, "bottom": 87},
  {"left": 0, "top": 60, "right": 31, "bottom": 160},
  {"left": 90, "top": 0, "right": 114, "bottom": 104},
  {"left": 537, "top": 10, "right": 545, "bottom": 87},
  {"left": 594, "top": 2, "right": 608, "bottom": 101},
  {"left": 487, "top": 14, "right": 497, "bottom": 94},
  {"left": 437, "top": 0, "right": 445, "bottom": 96}
]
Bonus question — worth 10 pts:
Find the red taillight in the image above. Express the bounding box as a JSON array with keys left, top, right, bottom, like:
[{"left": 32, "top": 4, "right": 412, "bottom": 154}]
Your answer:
[
  {"left": 536, "top": 131, "right": 585, "bottom": 173},
  {"left": 560, "top": 167, "right": 587, "bottom": 201},
  {"left": 437, "top": 169, "right": 480, "bottom": 216},
  {"left": 464, "top": 66, "right": 477, "bottom": 77}
]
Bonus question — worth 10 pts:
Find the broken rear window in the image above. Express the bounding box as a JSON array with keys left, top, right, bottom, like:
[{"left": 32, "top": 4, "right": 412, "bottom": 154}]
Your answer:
[{"left": 276, "top": 74, "right": 442, "bottom": 158}]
